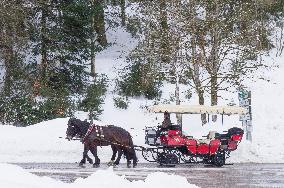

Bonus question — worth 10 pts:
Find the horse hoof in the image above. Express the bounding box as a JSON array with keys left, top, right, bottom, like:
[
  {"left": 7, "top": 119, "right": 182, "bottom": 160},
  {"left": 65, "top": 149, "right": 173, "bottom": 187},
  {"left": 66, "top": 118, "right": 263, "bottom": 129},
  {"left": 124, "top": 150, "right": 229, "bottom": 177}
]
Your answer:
[
  {"left": 88, "top": 159, "right": 93, "bottom": 164},
  {"left": 133, "top": 164, "right": 137, "bottom": 168},
  {"left": 93, "top": 164, "right": 100, "bottom": 168},
  {"left": 107, "top": 160, "right": 114, "bottom": 166},
  {"left": 79, "top": 164, "right": 85, "bottom": 168}
]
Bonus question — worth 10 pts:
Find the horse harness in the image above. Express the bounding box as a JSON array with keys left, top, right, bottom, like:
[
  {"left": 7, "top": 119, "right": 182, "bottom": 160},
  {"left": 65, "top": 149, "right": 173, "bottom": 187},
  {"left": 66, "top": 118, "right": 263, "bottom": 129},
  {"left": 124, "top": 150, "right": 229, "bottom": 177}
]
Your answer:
[
  {"left": 81, "top": 124, "right": 146, "bottom": 152},
  {"left": 83, "top": 124, "right": 105, "bottom": 145}
]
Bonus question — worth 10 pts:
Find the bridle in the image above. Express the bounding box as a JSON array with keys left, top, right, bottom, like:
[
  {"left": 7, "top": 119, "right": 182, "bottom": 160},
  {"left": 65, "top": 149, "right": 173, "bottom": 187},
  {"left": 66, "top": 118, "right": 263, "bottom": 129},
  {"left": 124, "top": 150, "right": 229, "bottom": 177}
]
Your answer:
[{"left": 66, "top": 121, "right": 82, "bottom": 140}]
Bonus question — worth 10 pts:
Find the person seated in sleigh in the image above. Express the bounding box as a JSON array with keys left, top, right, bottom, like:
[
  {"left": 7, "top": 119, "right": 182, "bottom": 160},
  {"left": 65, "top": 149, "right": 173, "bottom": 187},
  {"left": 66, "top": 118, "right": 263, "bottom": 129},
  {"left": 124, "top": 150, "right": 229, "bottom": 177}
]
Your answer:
[{"left": 156, "top": 111, "right": 172, "bottom": 136}]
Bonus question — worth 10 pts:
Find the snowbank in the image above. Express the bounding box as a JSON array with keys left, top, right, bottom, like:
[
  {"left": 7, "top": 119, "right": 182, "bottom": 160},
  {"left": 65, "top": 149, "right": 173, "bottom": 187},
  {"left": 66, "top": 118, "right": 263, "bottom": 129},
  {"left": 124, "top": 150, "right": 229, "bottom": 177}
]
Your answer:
[{"left": 0, "top": 163, "right": 199, "bottom": 188}]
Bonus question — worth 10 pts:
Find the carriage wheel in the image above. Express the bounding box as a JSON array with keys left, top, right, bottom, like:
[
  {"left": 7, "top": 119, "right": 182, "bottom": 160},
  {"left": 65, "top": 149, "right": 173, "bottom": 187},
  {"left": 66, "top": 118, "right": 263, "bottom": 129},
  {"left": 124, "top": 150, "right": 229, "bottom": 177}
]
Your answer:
[
  {"left": 212, "top": 152, "right": 225, "bottom": 167},
  {"left": 157, "top": 152, "right": 167, "bottom": 165},
  {"left": 142, "top": 148, "right": 157, "bottom": 162},
  {"left": 157, "top": 152, "right": 179, "bottom": 167},
  {"left": 166, "top": 153, "right": 179, "bottom": 165}
]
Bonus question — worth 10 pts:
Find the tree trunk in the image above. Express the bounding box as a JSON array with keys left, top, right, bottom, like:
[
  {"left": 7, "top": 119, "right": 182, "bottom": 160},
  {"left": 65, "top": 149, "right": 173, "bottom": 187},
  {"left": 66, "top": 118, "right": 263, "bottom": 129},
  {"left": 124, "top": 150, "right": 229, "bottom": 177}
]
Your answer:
[
  {"left": 175, "top": 74, "right": 182, "bottom": 126},
  {"left": 190, "top": 0, "right": 207, "bottom": 125},
  {"left": 199, "top": 93, "right": 207, "bottom": 125},
  {"left": 210, "top": 2, "right": 220, "bottom": 122},
  {"left": 90, "top": 45, "right": 96, "bottom": 77},
  {"left": 159, "top": 0, "right": 170, "bottom": 64},
  {"left": 194, "top": 63, "right": 207, "bottom": 125},
  {"left": 111, "top": 0, "right": 117, "bottom": 6},
  {"left": 93, "top": 0, "right": 107, "bottom": 47},
  {"left": 192, "top": 54, "right": 207, "bottom": 125},
  {"left": 90, "top": 13, "right": 96, "bottom": 77},
  {"left": 1, "top": 17, "right": 14, "bottom": 97},
  {"left": 3, "top": 46, "right": 14, "bottom": 96},
  {"left": 40, "top": 5, "right": 48, "bottom": 81},
  {"left": 211, "top": 70, "right": 218, "bottom": 122},
  {"left": 120, "top": 0, "right": 126, "bottom": 26}
]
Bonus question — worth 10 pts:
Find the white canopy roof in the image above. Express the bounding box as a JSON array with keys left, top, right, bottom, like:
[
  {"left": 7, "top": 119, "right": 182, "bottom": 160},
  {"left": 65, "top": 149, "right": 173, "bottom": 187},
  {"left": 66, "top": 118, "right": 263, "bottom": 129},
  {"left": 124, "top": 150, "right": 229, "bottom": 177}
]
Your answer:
[{"left": 148, "top": 104, "right": 247, "bottom": 115}]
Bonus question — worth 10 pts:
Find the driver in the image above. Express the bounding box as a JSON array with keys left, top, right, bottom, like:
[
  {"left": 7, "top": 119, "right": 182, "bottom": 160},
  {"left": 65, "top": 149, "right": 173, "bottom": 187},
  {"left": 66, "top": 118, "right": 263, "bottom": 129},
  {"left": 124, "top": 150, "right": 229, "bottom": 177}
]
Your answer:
[
  {"left": 156, "top": 111, "right": 172, "bottom": 138},
  {"left": 162, "top": 111, "right": 172, "bottom": 129}
]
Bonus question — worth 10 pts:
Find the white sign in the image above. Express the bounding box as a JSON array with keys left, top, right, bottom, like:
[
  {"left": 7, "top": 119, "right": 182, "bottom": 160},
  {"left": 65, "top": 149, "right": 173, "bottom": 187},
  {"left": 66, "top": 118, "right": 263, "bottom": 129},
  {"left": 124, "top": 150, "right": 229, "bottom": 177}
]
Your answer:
[
  {"left": 239, "top": 99, "right": 250, "bottom": 107},
  {"left": 238, "top": 89, "right": 252, "bottom": 141},
  {"left": 239, "top": 113, "right": 252, "bottom": 121},
  {"left": 246, "top": 125, "right": 253, "bottom": 132}
]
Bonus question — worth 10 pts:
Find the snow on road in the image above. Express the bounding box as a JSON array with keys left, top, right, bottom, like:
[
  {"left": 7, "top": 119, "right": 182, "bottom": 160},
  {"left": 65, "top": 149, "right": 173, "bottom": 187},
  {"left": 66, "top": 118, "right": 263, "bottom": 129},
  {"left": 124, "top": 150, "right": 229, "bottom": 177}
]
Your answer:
[
  {"left": 0, "top": 163, "right": 199, "bottom": 188},
  {"left": 14, "top": 163, "right": 284, "bottom": 188}
]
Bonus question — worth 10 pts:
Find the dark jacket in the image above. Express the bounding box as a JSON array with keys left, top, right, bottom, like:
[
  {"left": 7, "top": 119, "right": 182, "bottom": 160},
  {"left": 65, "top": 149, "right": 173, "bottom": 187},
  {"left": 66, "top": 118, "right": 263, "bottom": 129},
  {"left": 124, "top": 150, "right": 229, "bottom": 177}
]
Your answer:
[{"left": 162, "top": 118, "right": 171, "bottom": 129}]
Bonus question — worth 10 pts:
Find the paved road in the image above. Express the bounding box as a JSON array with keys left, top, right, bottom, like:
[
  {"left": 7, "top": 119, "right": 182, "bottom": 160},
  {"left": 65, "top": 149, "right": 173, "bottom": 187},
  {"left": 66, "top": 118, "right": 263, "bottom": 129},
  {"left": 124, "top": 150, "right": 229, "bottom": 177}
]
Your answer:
[{"left": 14, "top": 163, "right": 284, "bottom": 188}]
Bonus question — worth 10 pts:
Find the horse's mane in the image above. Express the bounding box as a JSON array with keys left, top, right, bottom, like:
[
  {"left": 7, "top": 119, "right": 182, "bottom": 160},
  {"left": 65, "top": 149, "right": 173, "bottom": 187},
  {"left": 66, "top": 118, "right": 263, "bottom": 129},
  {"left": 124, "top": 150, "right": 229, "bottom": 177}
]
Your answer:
[{"left": 70, "top": 118, "right": 90, "bottom": 135}]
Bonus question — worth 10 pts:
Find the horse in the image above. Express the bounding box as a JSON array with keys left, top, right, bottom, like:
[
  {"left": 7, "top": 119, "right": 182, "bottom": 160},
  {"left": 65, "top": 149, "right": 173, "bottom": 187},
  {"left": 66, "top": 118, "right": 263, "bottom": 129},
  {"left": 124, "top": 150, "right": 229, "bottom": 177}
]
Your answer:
[
  {"left": 66, "top": 118, "right": 137, "bottom": 168},
  {"left": 65, "top": 118, "right": 116, "bottom": 166}
]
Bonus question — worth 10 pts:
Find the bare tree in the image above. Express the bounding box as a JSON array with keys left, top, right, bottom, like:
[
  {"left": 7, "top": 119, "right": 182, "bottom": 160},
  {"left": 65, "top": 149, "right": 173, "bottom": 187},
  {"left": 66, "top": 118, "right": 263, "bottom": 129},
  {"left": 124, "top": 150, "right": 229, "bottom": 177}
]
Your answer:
[
  {"left": 129, "top": 0, "right": 274, "bottom": 125},
  {"left": 181, "top": 0, "right": 273, "bottom": 121}
]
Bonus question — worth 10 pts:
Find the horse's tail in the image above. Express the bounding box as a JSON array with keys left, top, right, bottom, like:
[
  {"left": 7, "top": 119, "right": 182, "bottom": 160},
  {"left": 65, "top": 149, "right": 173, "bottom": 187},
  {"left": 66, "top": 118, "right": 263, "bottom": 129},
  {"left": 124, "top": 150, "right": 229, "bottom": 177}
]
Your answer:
[{"left": 128, "top": 133, "right": 134, "bottom": 148}]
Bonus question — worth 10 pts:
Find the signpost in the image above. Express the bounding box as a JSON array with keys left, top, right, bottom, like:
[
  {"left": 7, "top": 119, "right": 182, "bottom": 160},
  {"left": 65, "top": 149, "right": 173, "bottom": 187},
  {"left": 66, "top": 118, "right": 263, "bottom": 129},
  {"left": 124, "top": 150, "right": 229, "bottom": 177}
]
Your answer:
[{"left": 238, "top": 88, "right": 252, "bottom": 141}]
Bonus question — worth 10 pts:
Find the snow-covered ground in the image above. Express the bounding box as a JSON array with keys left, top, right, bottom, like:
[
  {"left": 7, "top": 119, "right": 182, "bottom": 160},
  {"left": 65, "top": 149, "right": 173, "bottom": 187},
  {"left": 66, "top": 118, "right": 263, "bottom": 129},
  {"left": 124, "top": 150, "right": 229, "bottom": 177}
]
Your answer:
[{"left": 0, "top": 163, "right": 198, "bottom": 188}]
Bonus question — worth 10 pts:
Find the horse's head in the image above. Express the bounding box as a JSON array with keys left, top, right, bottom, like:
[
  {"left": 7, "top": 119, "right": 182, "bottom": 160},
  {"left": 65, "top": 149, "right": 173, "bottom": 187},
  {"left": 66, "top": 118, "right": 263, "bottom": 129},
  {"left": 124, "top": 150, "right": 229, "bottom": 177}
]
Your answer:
[{"left": 66, "top": 118, "right": 80, "bottom": 140}]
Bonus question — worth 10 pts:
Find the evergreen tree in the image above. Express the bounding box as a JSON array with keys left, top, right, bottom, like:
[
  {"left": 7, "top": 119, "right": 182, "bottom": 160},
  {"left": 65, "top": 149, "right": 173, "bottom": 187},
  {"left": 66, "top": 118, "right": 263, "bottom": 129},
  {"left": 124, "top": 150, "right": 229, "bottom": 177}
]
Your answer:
[
  {"left": 0, "top": 0, "right": 112, "bottom": 125},
  {"left": 117, "top": 60, "right": 162, "bottom": 100},
  {"left": 29, "top": 0, "right": 94, "bottom": 96},
  {"left": 79, "top": 74, "right": 108, "bottom": 122}
]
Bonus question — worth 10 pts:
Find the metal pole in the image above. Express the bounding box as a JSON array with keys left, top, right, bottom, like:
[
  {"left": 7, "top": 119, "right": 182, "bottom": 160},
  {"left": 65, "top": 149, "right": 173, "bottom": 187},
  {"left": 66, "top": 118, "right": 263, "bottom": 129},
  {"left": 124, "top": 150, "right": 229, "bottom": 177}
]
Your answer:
[{"left": 239, "top": 89, "right": 252, "bottom": 142}]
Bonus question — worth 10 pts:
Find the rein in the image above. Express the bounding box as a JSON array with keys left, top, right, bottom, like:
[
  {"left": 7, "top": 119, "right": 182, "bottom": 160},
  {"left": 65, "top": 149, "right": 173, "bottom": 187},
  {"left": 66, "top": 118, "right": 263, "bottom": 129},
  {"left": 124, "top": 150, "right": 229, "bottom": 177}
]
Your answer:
[
  {"left": 61, "top": 134, "right": 158, "bottom": 155},
  {"left": 86, "top": 134, "right": 146, "bottom": 152},
  {"left": 58, "top": 136, "right": 80, "bottom": 141}
]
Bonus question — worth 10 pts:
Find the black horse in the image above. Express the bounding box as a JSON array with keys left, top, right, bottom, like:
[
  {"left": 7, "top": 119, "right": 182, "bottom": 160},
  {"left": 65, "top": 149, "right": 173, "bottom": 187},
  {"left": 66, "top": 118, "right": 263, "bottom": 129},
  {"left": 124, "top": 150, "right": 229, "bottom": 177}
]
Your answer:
[
  {"left": 65, "top": 118, "right": 116, "bottom": 166},
  {"left": 66, "top": 118, "right": 137, "bottom": 168}
]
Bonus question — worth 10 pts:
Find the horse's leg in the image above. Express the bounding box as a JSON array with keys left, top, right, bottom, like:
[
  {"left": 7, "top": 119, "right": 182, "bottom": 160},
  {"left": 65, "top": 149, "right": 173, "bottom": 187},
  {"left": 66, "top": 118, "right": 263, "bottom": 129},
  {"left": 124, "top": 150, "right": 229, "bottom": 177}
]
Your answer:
[
  {"left": 132, "top": 148, "right": 138, "bottom": 168},
  {"left": 124, "top": 147, "right": 136, "bottom": 168},
  {"left": 90, "top": 145, "right": 100, "bottom": 168},
  {"left": 113, "top": 147, "right": 123, "bottom": 166},
  {"left": 79, "top": 144, "right": 90, "bottom": 167},
  {"left": 128, "top": 135, "right": 138, "bottom": 168},
  {"left": 107, "top": 145, "right": 117, "bottom": 166},
  {"left": 125, "top": 149, "right": 131, "bottom": 168},
  {"left": 111, "top": 145, "right": 117, "bottom": 161},
  {"left": 86, "top": 154, "right": 93, "bottom": 164},
  {"left": 125, "top": 146, "right": 138, "bottom": 168}
]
